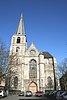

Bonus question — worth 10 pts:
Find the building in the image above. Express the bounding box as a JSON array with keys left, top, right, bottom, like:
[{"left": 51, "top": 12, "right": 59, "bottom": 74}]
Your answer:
[
  {"left": 60, "top": 73, "right": 67, "bottom": 90},
  {"left": 8, "top": 14, "right": 60, "bottom": 92}
]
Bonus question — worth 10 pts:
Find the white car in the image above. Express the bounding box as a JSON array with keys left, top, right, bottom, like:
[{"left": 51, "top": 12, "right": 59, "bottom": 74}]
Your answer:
[
  {"left": 25, "top": 91, "right": 33, "bottom": 97},
  {"left": 0, "top": 90, "right": 4, "bottom": 97}
]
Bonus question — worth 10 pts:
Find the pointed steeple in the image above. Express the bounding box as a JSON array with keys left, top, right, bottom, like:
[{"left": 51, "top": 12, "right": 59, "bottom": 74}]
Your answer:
[{"left": 16, "top": 14, "right": 25, "bottom": 35}]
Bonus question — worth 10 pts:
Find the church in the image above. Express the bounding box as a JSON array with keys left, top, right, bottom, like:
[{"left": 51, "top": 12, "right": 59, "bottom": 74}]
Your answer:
[{"left": 8, "top": 14, "right": 60, "bottom": 92}]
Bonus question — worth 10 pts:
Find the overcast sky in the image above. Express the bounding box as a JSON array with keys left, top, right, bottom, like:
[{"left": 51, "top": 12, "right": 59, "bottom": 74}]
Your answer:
[{"left": 0, "top": 0, "right": 67, "bottom": 63}]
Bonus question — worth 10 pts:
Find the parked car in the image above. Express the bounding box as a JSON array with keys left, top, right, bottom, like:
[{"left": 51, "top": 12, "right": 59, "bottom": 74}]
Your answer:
[
  {"left": 0, "top": 90, "right": 8, "bottom": 98},
  {"left": 60, "top": 91, "right": 67, "bottom": 100},
  {"left": 0, "top": 90, "right": 4, "bottom": 98},
  {"left": 43, "top": 92, "right": 49, "bottom": 97},
  {"left": 48, "top": 91, "right": 56, "bottom": 99},
  {"left": 4, "top": 90, "right": 8, "bottom": 97},
  {"left": 35, "top": 91, "right": 43, "bottom": 96},
  {"left": 48, "top": 90, "right": 66, "bottom": 100},
  {"left": 56, "top": 90, "right": 66, "bottom": 100},
  {"left": 25, "top": 91, "right": 32, "bottom": 97},
  {"left": 19, "top": 91, "right": 24, "bottom": 96}
]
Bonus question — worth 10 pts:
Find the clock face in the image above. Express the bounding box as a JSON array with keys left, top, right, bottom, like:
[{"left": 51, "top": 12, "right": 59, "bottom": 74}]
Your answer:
[{"left": 30, "top": 50, "right": 36, "bottom": 56}]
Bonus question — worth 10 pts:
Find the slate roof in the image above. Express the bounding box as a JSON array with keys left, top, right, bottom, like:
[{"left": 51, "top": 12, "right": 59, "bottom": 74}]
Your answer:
[{"left": 40, "top": 52, "right": 53, "bottom": 58}]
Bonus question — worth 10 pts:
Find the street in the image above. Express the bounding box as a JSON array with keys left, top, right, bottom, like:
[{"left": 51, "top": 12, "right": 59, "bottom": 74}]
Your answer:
[{"left": 0, "top": 95, "right": 50, "bottom": 100}]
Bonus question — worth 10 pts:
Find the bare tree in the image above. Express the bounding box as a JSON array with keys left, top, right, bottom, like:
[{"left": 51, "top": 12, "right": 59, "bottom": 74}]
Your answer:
[
  {"left": 0, "top": 40, "right": 9, "bottom": 80},
  {"left": 7, "top": 52, "right": 18, "bottom": 90},
  {"left": 58, "top": 58, "right": 67, "bottom": 76},
  {"left": 58, "top": 58, "right": 67, "bottom": 90}
]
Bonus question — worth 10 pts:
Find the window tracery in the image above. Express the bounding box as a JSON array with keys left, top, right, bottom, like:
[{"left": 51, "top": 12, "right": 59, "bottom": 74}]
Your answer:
[
  {"left": 29, "top": 59, "right": 37, "bottom": 79},
  {"left": 30, "top": 50, "right": 36, "bottom": 56}
]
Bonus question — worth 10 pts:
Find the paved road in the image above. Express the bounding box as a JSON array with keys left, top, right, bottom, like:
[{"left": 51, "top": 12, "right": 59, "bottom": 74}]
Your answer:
[{"left": 0, "top": 95, "right": 49, "bottom": 100}]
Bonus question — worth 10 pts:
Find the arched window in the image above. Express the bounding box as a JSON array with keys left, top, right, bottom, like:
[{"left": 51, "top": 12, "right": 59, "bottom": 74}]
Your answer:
[
  {"left": 16, "top": 47, "right": 20, "bottom": 52},
  {"left": 29, "top": 59, "right": 37, "bottom": 79},
  {"left": 17, "top": 37, "right": 20, "bottom": 43},
  {"left": 47, "top": 76, "right": 53, "bottom": 90},
  {"left": 14, "top": 76, "right": 18, "bottom": 88}
]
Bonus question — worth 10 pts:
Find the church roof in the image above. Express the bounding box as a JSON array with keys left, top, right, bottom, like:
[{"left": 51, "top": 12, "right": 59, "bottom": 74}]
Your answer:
[
  {"left": 16, "top": 14, "right": 25, "bottom": 35},
  {"left": 41, "top": 52, "right": 53, "bottom": 58}
]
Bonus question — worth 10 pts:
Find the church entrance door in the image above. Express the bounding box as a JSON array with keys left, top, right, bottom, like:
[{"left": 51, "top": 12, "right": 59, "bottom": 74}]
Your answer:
[{"left": 29, "top": 82, "right": 37, "bottom": 93}]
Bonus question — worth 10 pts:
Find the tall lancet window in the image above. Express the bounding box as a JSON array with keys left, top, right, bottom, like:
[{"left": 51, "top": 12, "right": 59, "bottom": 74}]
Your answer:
[
  {"left": 17, "top": 37, "right": 20, "bottom": 43},
  {"left": 14, "top": 76, "right": 18, "bottom": 89},
  {"left": 29, "top": 59, "right": 37, "bottom": 79},
  {"left": 47, "top": 76, "right": 53, "bottom": 90}
]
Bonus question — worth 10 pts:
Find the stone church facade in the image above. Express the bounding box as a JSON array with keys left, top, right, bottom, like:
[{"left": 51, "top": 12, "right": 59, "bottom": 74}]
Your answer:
[{"left": 8, "top": 15, "right": 60, "bottom": 92}]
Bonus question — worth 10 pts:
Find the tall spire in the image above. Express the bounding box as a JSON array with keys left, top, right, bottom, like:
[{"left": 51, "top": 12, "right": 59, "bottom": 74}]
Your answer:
[{"left": 16, "top": 14, "right": 25, "bottom": 35}]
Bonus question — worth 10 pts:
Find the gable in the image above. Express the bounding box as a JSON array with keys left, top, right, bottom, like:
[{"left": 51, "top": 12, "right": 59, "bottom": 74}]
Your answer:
[{"left": 25, "top": 43, "right": 39, "bottom": 56}]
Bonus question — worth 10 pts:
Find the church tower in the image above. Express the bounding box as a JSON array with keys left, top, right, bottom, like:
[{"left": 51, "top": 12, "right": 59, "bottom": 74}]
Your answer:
[
  {"left": 9, "top": 14, "right": 27, "bottom": 90},
  {"left": 10, "top": 14, "right": 27, "bottom": 56}
]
